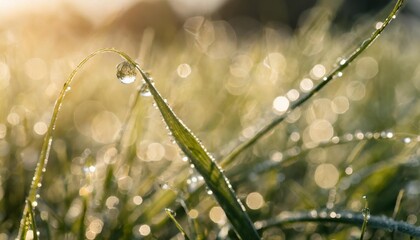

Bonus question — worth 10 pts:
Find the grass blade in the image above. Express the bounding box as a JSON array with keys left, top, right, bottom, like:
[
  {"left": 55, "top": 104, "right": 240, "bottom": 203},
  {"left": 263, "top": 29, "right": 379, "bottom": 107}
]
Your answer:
[
  {"left": 256, "top": 210, "right": 420, "bottom": 237},
  {"left": 17, "top": 48, "right": 141, "bottom": 238},
  {"left": 360, "top": 196, "right": 370, "bottom": 240},
  {"left": 165, "top": 208, "right": 191, "bottom": 240},
  {"left": 220, "top": 0, "right": 405, "bottom": 167},
  {"left": 124, "top": 61, "right": 261, "bottom": 239},
  {"left": 21, "top": 200, "right": 38, "bottom": 240}
]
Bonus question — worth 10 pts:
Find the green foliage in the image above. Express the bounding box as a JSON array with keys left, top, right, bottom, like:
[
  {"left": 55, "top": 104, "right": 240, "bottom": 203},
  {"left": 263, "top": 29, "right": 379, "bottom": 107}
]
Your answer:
[{"left": 2, "top": 0, "right": 420, "bottom": 239}]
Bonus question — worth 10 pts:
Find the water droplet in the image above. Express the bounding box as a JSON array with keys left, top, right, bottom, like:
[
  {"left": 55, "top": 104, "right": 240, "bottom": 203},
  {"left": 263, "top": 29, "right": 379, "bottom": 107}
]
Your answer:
[
  {"left": 32, "top": 201, "right": 38, "bottom": 207},
  {"left": 272, "top": 96, "right": 290, "bottom": 113},
  {"left": 165, "top": 208, "right": 176, "bottom": 216},
  {"left": 299, "top": 78, "right": 313, "bottom": 92},
  {"left": 380, "top": 131, "right": 387, "bottom": 138},
  {"left": 344, "top": 133, "right": 353, "bottom": 141},
  {"left": 206, "top": 187, "right": 213, "bottom": 195},
  {"left": 335, "top": 72, "right": 343, "bottom": 78},
  {"left": 339, "top": 59, "right": 347, "bottom": 65},
  {"left": 309, "top": 210, "right": 318, "bottom": 217},
  {"left": 286, "top": 89, "right": 300, "bottom": 101},
  {"left": 138, "top": 84, "right": 151, "bottom": 97},
  {"left": 392, "top": 14, "right": 396, "bottom": 19},
  {"left": 116, "top": 61, "right": 137, "bottom": 84},
  {"left": 160, "top": 183, "right": 170, "bottom": 190},
  {"left": 37, "top": 183, "right": 42, "bottom": 188},
  {"left": 403, "top": 138, "right": 412, "bottom": 144},
  {"left": 345, "top": 166, "right": 353, "bottom": 175},
  {"left": 331, "top": 136, "right": 340, "bottom": 144},
  {"left": 375, "top": 22, "right": 383, "bottom": 30},
  {"left": 319, "top": 211, "right": 328, "bottom": 218},
  {"left": 65, "top": 86, "right": 71, "bottom": 92},
  {"left": 362, "top": 207, "right": 370, "bottom": 220},
  {"left": 83, "top": 165, "right": 96, "bottom": 174},
  {"left": 355, "top": 131, "right": 364, "bottom": 140}
]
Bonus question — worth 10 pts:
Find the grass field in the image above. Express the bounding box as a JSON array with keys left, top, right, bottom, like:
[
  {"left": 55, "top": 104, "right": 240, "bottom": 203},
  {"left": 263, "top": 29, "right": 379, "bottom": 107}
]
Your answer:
[{"left": 1, "top": 0, "right": 420, "bottom": 239}]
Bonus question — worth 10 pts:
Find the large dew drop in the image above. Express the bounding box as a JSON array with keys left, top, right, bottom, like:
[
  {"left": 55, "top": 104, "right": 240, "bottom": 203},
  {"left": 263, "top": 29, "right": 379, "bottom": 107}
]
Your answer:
[{"left": 116, "top": 61, "right": 137, "bottom": 84}]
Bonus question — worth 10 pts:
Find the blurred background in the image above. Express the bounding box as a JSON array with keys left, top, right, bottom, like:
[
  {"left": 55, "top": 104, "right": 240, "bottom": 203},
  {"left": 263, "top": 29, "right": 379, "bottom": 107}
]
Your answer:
[{"left": 1, "top": 0, "right": 420, "bottom": 239}]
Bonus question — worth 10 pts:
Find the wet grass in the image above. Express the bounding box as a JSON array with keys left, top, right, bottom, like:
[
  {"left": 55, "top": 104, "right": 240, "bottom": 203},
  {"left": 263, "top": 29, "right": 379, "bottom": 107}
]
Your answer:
[{"left": 1, "top": 0, "right": 420, "bottom": 239}]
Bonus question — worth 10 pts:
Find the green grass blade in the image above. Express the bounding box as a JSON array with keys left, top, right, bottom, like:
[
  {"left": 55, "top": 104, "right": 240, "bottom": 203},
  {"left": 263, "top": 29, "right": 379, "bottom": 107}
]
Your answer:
[
  {"left": 17, "top": 49, "right": 110, "bottom": 238},
  {"left": 17, "top": 48, "right": 141, "bottom": 239},
  {"left": 220, "top": 0, "right": 405, "bottom": 167},
  {"left": 21, "top": 200, "right": 38, "bottom": 240},
  {"left": 360, "top": 196, "right": 370, "bottom": 240},
  {"left": 125, "top": 62, "right": 260, "bottom": 239},
  {"left": 256, "top": 210, "right": 420, "bottom": 237},
  {"left": 165, "top": 208, "right": 191, "bottom": 240}
]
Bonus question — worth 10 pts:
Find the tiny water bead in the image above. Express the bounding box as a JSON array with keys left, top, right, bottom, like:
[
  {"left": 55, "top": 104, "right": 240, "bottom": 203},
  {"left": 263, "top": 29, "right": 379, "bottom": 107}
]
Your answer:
[
  {"left": 160, "top": 183, "right": 170, "bottom": 190},
  {"left": 139, "top": 83, "right": 151, "bottom": 97},
  {"left": 116, "top": 61, "right": 137, "bottom": 84},
  {"left": 300, "top": 78, "right": 314, "bottom": 92},
  {"left": 165, "top": 208, "right": 176, "bottom": 216},
  {"left": 339, "top": 59, "right": 347, "bottom": 66},
  {"left": 286, "top": 89, "right": 300, "bottom": 101}
]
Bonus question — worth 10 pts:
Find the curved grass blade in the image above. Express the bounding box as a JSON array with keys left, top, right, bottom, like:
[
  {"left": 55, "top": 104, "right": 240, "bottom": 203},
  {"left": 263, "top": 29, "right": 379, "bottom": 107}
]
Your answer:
[
  {"left": 255, "top": 210, "right": 420, "bottom": 237},
  {"left": 122, "top": 60, "right": 261, "bottom": 239},
  {"left": 18, "top": 48, "right": 139, "bottom": 238},
  {"left": 17, "top": 48, "right": 258, "bottom": 239},
  {"left": 221, "top": 0, "right": 405, "bottom": 167}
]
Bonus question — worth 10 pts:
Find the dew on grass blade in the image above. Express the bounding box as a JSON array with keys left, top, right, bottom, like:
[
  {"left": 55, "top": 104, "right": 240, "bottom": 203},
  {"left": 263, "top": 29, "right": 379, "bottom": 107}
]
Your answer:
[
  {"left": 334, "top": 71, "right": 343, "bottom": 78},
  {"left": 300, "top": 78, "right": 314, "bottom": 92},
  {"left": 139, "top": 81, "right": 152, "bottom": 97},
  {"left": 339, "top": 59, "right": 347, "bottom": 66},
  {"left": 286, "top": 89, "right": 300, "bottom": 101},
  {"left": 165, "top": 208, "right": 176, "bottom": 217},
  {"left": 360, "top": 195, "right": 370, "bottom": 239},
  {"left": 116, "top": 61, "right": 137, "bottom": 84}
]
